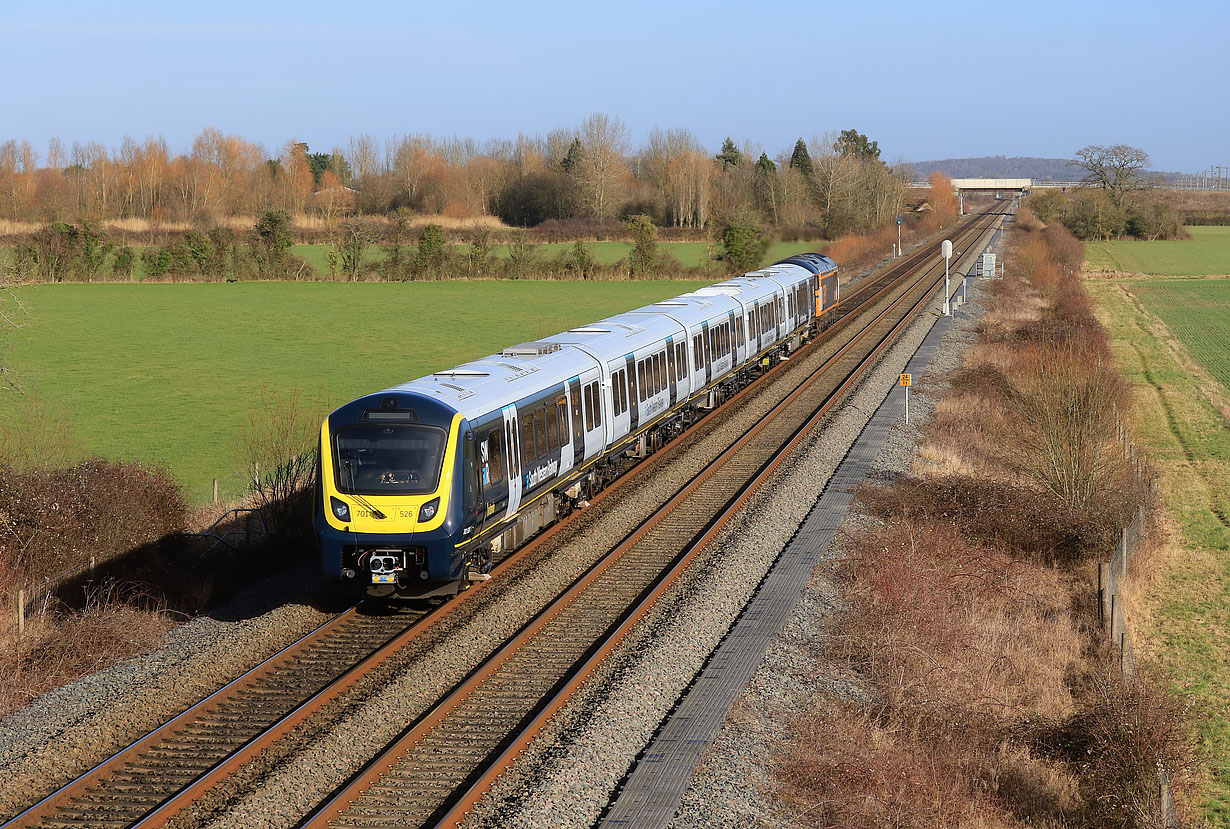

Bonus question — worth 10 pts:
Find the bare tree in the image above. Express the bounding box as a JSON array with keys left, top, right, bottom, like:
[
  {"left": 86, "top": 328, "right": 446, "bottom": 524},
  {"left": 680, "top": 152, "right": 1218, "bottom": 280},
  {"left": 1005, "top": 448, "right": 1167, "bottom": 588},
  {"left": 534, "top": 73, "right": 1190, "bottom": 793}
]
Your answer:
[
  {"left": 1074, "top": 144, "right": 1150, "bottom": 207},
  {"left": 571, "top": 113, "right": 630, "bottom": 218},
  {"left": 643, "top": 128, "right": 712, "bottom": 227}
]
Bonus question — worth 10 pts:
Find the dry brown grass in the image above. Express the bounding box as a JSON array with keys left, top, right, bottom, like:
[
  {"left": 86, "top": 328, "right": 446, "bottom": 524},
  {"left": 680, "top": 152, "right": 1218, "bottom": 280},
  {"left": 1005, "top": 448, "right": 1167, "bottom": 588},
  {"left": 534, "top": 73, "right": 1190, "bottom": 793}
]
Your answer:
[
  {"left": 0, "top": 576, "right": 173, "bottom": 718},
  {"left": 773, "top": 212, "right": 1199, "bottom": 828}
]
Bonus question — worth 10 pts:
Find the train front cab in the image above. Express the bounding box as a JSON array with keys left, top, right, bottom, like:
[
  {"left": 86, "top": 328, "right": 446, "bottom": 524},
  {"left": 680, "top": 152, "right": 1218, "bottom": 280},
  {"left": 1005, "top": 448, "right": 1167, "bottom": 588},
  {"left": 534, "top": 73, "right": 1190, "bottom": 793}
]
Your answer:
[{"left": 316, "top": 391, "right": 483, "bottom": 599}]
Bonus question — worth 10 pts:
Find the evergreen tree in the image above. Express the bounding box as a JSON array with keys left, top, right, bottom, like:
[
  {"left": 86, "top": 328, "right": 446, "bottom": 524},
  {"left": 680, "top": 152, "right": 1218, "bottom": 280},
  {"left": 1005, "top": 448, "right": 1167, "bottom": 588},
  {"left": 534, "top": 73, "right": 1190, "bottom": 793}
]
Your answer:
[
  {"left": 788, "top": 138, "right": 813, "bottom": 176},
  {"left": 561, "top": 138, "right": 585, "bottom": 174},
  {"left": 832, "top": 128, "right": 881, "bottom": 161},
  {"left": 756, "top": 153, "right": 777, "bottom": 175},
  {"left": 715, "top": 137, "right": 744, "bottom": 171}
]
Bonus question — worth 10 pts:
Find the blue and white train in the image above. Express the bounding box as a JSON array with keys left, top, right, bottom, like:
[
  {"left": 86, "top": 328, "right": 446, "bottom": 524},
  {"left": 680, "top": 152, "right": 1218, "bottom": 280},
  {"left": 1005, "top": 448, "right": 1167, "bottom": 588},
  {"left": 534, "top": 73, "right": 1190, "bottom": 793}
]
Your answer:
[{"left": 315, "top": 254, "right": 839, "bottom": 597}]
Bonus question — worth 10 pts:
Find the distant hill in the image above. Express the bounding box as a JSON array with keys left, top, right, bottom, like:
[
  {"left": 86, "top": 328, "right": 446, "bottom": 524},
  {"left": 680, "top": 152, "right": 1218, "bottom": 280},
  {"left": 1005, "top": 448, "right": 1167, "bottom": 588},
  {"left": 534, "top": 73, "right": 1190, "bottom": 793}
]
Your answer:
[{"left": 906, "top": 156, "right": 1085, "bottom": 181}]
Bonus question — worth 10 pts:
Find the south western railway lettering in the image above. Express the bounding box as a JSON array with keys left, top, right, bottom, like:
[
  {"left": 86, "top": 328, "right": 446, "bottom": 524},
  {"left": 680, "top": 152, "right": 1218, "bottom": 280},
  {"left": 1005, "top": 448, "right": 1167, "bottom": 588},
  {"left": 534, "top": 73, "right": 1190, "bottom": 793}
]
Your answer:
[{"left": 526, "top": 458, "right": 560, "bottom": 489}]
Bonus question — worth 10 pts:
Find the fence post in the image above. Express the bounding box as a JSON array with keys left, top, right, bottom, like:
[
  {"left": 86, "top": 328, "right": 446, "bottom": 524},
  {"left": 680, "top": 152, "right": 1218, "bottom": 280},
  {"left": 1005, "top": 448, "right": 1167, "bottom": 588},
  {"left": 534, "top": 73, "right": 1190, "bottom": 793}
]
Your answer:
[
  {"left": 1109, "top": 592, "right": 1119, "bottom": 644},
  {"left": 17, "top": 588, "right": 25, "bottom": 637},
  {"left": 1098, "top": 562, "right": 1109, "bottom": 625},
  {"left": 213, "top": 478, "right": 219, "bottom": 505}
]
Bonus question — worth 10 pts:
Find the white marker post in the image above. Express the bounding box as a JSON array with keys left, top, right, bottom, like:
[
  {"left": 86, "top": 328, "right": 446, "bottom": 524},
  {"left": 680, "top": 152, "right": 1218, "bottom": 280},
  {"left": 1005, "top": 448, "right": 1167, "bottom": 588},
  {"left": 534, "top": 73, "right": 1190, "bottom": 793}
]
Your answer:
[
  {"left": 896, "top": 215, "right": 903, "bottom": 257},
  {"left": 941, "top": 239, "right": 953, "bottom": 316},
  {"left": 900, "top": 373, "right": 912, "bottom": 424}
]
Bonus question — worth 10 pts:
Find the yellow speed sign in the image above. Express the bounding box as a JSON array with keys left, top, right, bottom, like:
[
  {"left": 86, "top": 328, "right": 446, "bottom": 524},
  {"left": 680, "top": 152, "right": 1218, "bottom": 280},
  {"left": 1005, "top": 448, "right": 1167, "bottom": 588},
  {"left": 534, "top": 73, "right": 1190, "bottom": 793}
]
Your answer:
[{"left": 899, "top": 373, "right": 912, "bottom": 387}]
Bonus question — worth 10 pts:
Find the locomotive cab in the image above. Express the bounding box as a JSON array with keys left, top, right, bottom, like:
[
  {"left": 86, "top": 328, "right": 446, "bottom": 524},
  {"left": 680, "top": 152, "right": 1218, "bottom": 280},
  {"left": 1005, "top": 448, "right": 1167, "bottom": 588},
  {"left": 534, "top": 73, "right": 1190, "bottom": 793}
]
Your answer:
[{"left": 316, "top": 391, "right": 483, "bottom": 598}]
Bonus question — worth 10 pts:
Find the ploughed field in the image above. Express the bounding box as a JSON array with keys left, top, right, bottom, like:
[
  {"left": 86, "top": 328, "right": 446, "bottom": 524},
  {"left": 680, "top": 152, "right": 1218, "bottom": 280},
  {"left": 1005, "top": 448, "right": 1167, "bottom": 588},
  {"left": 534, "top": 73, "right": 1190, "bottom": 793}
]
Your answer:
[
  {"left": 1, "top": 280, "right": 709, "bottom": 504},
  {"left": 1085, "top": 226, "right": 1230, "bottom": 276}
]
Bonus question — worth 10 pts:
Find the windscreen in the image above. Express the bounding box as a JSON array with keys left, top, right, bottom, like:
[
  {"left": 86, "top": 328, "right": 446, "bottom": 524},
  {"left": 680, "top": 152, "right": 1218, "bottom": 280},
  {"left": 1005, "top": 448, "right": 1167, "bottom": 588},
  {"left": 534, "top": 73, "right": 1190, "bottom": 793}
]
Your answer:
[{"left": 334, "top": 423, "right": 447, "bottom": 495}]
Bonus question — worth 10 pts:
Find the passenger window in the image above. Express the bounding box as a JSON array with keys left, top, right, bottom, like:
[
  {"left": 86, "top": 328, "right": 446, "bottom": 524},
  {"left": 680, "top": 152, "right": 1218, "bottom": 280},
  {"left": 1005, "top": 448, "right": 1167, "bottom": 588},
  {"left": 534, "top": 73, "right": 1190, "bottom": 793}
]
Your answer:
[
  {"left": 534, "top": 410, "right": 547, "bottom": 458},
  {"left": 638, "top": 362, "right": 646, "bottom": 401},
  {"left": 591, "top": 382, "right": 602, "bottom": 426},
  {"left": 546, "top": 404, "right": 558, "bottom": 449},
  {"left": 668, "top": 347, "right": 676, "bottom": 383},
  {"left": 583, "top": 384, "right": 593, "bottom": 432},
  {"left": 572, "top": 386, "right": 583, "bottom": 442},
  {"left": 522, "top": 414, "right": 537, "bottom": 462},
  {"left": 506, "top": 421, "right": 519, "bottom": 475}
]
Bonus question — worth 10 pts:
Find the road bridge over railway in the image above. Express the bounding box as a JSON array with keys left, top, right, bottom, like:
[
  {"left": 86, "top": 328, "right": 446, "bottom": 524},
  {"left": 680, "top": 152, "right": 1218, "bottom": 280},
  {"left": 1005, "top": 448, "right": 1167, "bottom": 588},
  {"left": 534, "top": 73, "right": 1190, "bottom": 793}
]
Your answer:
[{"left": 909, "top": 177, "right": 1086, "bottom": 193}]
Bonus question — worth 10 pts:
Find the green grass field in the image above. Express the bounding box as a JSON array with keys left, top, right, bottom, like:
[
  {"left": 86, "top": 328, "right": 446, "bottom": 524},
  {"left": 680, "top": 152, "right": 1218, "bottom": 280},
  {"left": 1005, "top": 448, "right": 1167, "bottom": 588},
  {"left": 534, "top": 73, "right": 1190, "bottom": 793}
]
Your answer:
[
  {"left": 1088, "top": 277, "right": 1230, "bottom": 822},
  {"left": 1085, "top": 226, "right": 1230, "bottom": 275},
  {"left": 0, "top": 280, "right": 709, "bottom": 504}
]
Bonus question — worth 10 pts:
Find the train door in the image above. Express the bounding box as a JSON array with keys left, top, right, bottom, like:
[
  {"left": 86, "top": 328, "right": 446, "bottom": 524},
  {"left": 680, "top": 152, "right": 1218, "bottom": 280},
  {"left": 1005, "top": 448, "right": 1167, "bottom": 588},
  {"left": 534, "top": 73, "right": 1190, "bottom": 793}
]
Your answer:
[
  {"left": 555, "top": 392, "right": 574, "bottom": 478},
  {"left": 580, "top": 369, "right": 604, "bottom": 459},
  {"left": 702, "top": 321, "right": 712, "bottom": 387},
  {"left": 501, "top": 404, "right": 522, "bottom": 521},
  {"left": 568, "top": 377, "right": 584, "bottom": 469}
]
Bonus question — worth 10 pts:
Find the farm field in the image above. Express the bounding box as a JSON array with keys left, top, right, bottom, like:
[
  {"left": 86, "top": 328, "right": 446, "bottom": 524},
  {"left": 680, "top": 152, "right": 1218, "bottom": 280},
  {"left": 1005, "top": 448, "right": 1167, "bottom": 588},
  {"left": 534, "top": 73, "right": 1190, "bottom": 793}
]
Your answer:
[
  {"left": 0, "top": 280, "right": 709, "bottom": 505},
  {"left": 1087, "top": 276, "right": 1230, "bottom": 823},
  {"left": 1085, "top": 226, "right": 1230, "bottom": 275}
]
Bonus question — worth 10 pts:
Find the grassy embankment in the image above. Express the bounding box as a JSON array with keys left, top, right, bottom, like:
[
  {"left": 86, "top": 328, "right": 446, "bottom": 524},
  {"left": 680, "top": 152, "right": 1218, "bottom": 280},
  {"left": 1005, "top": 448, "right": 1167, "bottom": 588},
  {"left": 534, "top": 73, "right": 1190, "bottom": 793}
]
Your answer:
[
  {"left": 0, "top": 280, "right": 709, "bottom": 505},
  {"left": 1087, "top": 258, "right": 1230, "bottom": 822}
]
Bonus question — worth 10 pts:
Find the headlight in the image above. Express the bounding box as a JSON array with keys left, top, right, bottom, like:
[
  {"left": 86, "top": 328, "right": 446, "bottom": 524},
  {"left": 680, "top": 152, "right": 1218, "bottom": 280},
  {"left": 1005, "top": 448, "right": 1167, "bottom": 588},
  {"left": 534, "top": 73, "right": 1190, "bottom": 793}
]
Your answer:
[
  {"left": 418, "top": 498, "right": 440, "bottom": 522},
  {"left": 330, "top": 496, "right": 351, "bottom": 522}
]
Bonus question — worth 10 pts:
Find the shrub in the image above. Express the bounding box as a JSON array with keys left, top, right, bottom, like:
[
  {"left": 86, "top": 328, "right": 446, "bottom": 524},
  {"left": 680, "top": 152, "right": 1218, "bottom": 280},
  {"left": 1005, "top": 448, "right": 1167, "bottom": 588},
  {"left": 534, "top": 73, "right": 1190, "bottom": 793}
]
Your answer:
[
  {"left": 111, "top": 245, "right": 136, "bottom": 280},
  {"left": 625, "top": 214, "right": 658, "bottom": 276},
  {"left": 415, "top": 223, "right": 448, "bottom": 278},
  {"left": 717, "top": 219, "right": 769, "bottom": 273},
  {"left": 0, "top": 459, "right": 187, "bottom": 582},
  {"left": 238, "top": 386, "right": 326, "bottom": 546}
]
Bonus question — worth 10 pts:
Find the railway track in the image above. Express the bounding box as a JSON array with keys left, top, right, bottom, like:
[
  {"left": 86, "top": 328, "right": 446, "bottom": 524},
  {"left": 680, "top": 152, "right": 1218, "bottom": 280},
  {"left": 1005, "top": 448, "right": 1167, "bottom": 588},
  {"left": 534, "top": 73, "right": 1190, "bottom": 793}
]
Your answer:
[
  {"left": 302, "top": 209, "right": 1005, "bottom": 828},
  {"left": 1, "top": 208, "right": 1004, "bottom": 829}
]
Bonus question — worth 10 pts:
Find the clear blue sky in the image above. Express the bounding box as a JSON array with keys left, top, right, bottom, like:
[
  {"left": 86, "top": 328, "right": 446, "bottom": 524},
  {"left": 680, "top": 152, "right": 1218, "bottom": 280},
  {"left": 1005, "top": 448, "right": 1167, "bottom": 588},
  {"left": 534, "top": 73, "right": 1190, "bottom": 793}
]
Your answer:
[{"left": 2, "top": 0, "right": 1225, "bottom": 172}]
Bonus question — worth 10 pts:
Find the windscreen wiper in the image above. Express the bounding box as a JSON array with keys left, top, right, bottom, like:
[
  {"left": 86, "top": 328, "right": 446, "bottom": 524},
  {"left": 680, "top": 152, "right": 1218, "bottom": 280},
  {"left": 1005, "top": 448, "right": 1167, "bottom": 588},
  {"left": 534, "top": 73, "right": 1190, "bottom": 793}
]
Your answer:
[{"left": 342, "top": 459, "right": 387, "bottom": 520}]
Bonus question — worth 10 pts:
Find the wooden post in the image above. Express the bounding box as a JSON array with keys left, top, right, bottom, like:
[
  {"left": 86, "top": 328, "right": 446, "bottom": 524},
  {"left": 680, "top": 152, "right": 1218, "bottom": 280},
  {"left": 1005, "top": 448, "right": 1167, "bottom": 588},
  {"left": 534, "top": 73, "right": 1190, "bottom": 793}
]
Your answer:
[
  {"left": 89, "top": 556, "right": 96, "bottom": 575},
  {"left": 1109, "top": 593, "right": 1118, "bottom": 643},
  {"left": 1098, "top": 563, "right": 1109, "bottom": 625},
  {"left": 213, "top": 478, "right": 219, "bottom": 505},
  {"left": 253, "top": 462, "right": 260, "bottom": 488},
  {"left": 17, "top": 588, "right": 24, "bottom": 637}
]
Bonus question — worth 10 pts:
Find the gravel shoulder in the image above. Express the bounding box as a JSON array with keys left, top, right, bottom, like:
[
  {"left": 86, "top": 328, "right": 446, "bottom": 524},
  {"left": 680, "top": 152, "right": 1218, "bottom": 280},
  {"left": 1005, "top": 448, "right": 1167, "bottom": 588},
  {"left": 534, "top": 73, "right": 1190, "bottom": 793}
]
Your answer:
[{"left": 0, "top": 563, "right": 336, "bottom": 819}]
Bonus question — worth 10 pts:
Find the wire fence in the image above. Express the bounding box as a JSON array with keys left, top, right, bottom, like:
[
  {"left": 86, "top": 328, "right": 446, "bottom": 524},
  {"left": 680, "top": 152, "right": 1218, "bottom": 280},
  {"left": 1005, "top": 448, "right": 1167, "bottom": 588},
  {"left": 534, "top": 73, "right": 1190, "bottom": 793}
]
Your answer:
[
  {"left": 1099, "top": 416, "right": 1179, "bottom": 827},
  {"left": 8, "top": 506, "right": 266, "bottom": 637}
]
